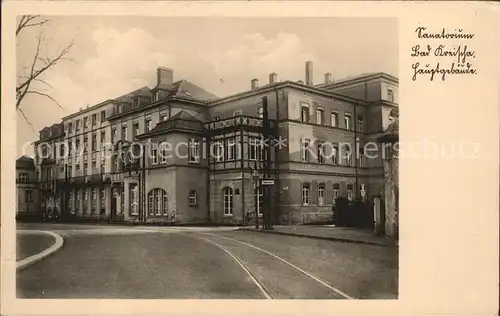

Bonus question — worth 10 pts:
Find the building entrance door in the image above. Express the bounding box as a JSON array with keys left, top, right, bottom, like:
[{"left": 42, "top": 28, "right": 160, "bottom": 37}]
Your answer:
[{"left": 110, "top": 188, "right": 118, "bottom": 221}]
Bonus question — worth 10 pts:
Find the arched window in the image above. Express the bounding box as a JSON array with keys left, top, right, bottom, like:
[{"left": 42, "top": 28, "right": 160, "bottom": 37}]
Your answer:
[
  {"left": 147, "top": 189, "right": 168, "bottom": 216},
  {"left": 223, "top": 187, "right": 233, "bottom": 215}
]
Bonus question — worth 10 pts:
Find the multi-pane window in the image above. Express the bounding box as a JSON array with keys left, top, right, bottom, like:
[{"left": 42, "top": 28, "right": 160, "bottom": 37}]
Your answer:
[
  {"left": 19, "top": 172, "right": 29, "bottom": 182},
  {"left": 75, "top": 120, "right": 80, "bottom": 131},
  {"left": 83, "top": 189, "right": 88, "bottom": 211},
  {"left": 344, "top": 145, "right": 352, "bottom": 166},
  {"left": 68, "top": 165, "right": 72, "bottom": 178},
  {"left": 316, "top": 108, "right": 324, "bottom": 125},
  {"left": 318, "top": 184, "right": 325, "bottom": 206},
  {"left": 317, "top": 142, "right": 324, "bottom": 163},
  {"left": 111, "top": 128, "right": 117, "bottom": 143},
  {"left": 91, "top": 188, "right": 97, "bottom": 211},
  {"left": 147, "top": 189, "right": 168, "bottom": 216},
  {"left": 189, "top": 139, "right": 200, "bottom": 163},
  {"left": 256, "top": 188, "right": 263, "bottom": 215},
  {"left": 344, "top": 113, "right": 352, "bottom": 130},
  {"left": 92, "top": 133, "right": 97, "bottom": 151},
  {"left": 347, "top": 184, "right": 354, "bottom": 201},
  {"left": 214, "top": 140, "right": 224, "bottom": 162},
  {"left": 301, "top": 104, "right": 309, "bottom": 122},
  {"left": 92, "top": 114, "right": 97, "bottom": 126},
  {"left": 332, "top": 145, "right": 338, "bottom": 165},
  {"left": 189, "top": 190, "right": 197, "bottom": 205},
  {"left": 100, "top": 131, "right": 106, "bottom": 148},
  {"left": 151, "top": 144, "right": 158, "bottom": 165},
  {"left": 83, "top": 136, "right": 88, "bottom": 152},
  {"left": 160, "top": 143, "right": 168, "bottom": 163},
  {"left": 223, "top": 187, "right": 233, "bottom": 215},
  {"left": 100, "top": 158, "right": 106, "bottom": 173},
  {"left": 302, "top": 184, "right": 310, "bottom": 205},
  {"left": 83, "top": 117, "right": 88, "bottom": 129},
  {"left": 359, "top": 147, "right": 367, "bottom": 167},
  {"left": 68, "top": 141, "right": 73, "bottom": 156},
  {"left": 333, "top": 184, "right": 340, "bottom": 203},
  {"left": 161, "top": 113, "right": 168, "bottom": 122},
  {"left": 233, "top": 110, "right": 242, "bottom": 117},
  {"left": 26, "top": 190, "right": 33, "bottom": 202},
  {"left": 387, "top": 88, "right": 394, "bottom": 102},
  {"left": 83, "top": 162, "right": 88, "bottom": 176},
  {"left": 249, "top": 137, "right": 263, "bottom": 161},
  {"left": 133, "top": 122, "right": 139, "bottom": 138},
  {"left": 100, "top": 110, "right": 106, "bottom": 122},
  {"left": 357, "top": 115, "right": 364, "bottom": 132},
  {"left": 113, "top": 156, "right": 120, "bottom": 172},
  {"left": 301, "top": 139, "right": 310, "bottom": 162},
  {"left": 68, "top": 122, "right": 73, "bottom": 133},
  {"left": 75, "top": 139, "right": 81, "bottom": 153},
  {"left": 249, "top": 138, "right": 257, "bottom": 161},
  {"left": 227, "top": 139, "right": 235, "bottom": 161},
  {"left": 122, "top": 125, "right": 128, "bottom": 141},
  {"left": 145, "top": 119, "right": 152, "bottom": 132},
  {"left": 130, "top": 183, "right": 138, "bottom": 215}
]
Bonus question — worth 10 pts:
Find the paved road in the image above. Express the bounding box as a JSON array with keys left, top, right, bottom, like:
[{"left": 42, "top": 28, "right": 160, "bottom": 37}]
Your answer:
[{"left": 16, "top": 223, "right": 398, "bottom": 299}]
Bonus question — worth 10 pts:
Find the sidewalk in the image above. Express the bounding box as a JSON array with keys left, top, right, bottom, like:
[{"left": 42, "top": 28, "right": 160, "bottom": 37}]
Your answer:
[
  {"left": 239, "top": 225, "right": 394, "bottom": 247},
  {"left": 17, "top": 231, "right": 56, "bottom": 261}
]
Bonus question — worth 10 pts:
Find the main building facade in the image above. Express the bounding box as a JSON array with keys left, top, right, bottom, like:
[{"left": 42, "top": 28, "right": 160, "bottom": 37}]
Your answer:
[{"left": 33, "top": 62, "right": 398, "bottom": 226}]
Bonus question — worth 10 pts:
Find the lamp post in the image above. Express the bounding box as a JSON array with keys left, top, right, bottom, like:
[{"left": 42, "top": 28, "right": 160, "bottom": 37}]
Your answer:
[{"left": 251, "top": 162, "right": 260, "bottom": 229}]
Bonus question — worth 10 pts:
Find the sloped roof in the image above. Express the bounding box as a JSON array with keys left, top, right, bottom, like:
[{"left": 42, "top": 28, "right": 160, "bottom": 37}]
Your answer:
[
  {"left": 156, "top": 80, "right": 219, "bottom": 102},
  {"left": 114, "top": 86, "right": 152, "bottom": 103},
  {"left": 169, "top": 110, "right": 202, "bottom": 122},
  {"left": 16, "top": 155, "right": 35, "bottom": 169}
]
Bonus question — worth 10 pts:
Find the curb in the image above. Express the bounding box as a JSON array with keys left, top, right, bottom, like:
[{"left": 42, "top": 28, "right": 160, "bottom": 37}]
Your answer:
[
  {"left": 237, "top": 228, "right": 392, "bottom": 247},
  {"left": 16, "top": 230, "right": 65, "bottom": 271}
]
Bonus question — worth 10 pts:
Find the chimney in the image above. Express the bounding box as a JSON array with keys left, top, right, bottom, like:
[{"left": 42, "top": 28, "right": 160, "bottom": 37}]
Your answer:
[
  {"left": 157, "top": 67, "right": 174, "bottom": 86},
  {"left": 251, "top": 78, "right": 259, "bottom": 90},
  {"left": 269, "top": 72, "right": 277, "bottom": 84},
  {"left": 305, "top": 61, "right": 313, "bottom": 86},
  {"left": 324, "top": 73, "right": 332, "bottom": 85}
]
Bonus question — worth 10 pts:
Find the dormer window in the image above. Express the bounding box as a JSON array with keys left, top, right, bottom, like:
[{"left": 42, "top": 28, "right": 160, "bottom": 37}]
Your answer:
[
  {"left": 133, "top": 98, "right": 140, "bottom": 108},
  {"left": 154, "top": 91, "right": 160, "bottom": 102},
  {"left": 117, "top": 104, "right": 123, "bottom": 114}
]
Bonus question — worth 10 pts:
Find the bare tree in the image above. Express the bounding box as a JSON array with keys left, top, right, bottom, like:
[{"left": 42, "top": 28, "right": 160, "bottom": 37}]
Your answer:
[{"left": 16, "top": 15, "right": 74, "bottom": 126}]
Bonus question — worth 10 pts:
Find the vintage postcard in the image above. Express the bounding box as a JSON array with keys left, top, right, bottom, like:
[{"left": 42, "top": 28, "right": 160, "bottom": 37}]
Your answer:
[{"left": 1, "top": 1, "right": 499, "bottom": 316}]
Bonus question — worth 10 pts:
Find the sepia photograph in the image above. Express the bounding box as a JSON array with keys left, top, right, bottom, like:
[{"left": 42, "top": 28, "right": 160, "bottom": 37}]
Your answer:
[{"left": 13, "top": 15, "right": 400, "bottom": 300}]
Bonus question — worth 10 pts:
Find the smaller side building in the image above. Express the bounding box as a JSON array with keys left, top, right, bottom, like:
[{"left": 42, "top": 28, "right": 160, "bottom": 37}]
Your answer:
[{"left": 16, "top": 156, "right": 39, "bottom": 220}]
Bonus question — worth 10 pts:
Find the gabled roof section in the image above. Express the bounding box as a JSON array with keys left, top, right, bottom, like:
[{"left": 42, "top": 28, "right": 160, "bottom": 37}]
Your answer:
[{"left": 16, "top": 155, "right": 35, "bottom": 169}]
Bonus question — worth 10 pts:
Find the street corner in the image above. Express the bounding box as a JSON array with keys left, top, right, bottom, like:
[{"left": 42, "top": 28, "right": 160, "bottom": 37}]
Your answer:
[{"left": 16, "top": 230, "right": 64, "bottom": 271}]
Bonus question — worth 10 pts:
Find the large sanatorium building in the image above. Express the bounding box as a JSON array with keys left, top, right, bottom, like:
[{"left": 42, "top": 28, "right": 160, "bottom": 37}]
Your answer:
[{"left": 31, "top": 61, "right": 398, "bottom": 226}]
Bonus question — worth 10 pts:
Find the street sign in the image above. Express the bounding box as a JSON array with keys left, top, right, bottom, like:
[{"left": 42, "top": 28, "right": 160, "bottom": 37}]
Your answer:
[{"left": 261, "top": 179, "right": 275, "bottom": 186}]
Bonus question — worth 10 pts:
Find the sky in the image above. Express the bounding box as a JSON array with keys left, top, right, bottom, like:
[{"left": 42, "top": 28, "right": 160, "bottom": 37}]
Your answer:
[{"left": 16, "top": 16, "right": 398, "bottom": 157}]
